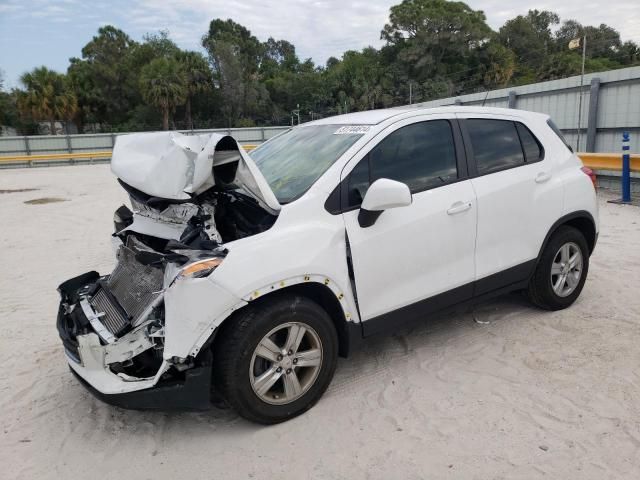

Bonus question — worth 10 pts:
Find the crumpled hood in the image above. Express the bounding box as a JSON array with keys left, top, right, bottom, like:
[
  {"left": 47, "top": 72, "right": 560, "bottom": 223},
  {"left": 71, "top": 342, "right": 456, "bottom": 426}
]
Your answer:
[{"left": 111, "top": 131, "right": 280, "bottom": 214}]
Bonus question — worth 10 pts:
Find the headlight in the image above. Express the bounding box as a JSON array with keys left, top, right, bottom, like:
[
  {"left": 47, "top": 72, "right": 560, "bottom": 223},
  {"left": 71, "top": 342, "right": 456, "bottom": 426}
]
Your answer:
[{"left": 177, "top": 257, "right": 224, "bottom": 280}]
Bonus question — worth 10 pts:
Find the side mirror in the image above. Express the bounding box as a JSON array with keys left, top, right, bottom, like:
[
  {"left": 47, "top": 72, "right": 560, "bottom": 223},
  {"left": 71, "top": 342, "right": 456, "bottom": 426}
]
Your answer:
[{"left": 358, "top": 178, "right": 412, "bottom": 228}]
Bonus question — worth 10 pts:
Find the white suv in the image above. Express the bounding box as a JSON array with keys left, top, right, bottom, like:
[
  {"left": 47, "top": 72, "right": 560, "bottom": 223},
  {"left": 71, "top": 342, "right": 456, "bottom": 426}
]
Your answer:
[{"left": 56, "top": 106, "right": 598, "bottom": 423}]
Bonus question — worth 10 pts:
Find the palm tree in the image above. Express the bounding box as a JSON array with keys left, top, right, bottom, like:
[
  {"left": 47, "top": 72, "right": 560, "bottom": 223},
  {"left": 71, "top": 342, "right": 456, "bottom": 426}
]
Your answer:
[
  {"left": 139, "top": 57, "right": 187, "bottom": 130},
  {"left": 18, "top": 67, "right": 77, "bottom": 134},
  {"left": 177, "top": 51, "right": 211, "bottom": 129}
]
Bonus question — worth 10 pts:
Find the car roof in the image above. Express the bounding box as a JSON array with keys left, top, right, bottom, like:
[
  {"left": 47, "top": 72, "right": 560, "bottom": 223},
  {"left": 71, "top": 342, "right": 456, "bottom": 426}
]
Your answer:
[{"left": 306, "top": 106, "right": 549, "bottom": 126}]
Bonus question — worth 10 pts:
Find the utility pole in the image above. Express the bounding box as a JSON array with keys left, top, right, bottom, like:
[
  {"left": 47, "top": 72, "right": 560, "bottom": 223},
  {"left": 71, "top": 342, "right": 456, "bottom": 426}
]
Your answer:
[
  {"left": 409, "top": 82, "right": 413, "bottom": 105},
  {"left": 576, "top": 35, "right": 587, "bottom": 152}
]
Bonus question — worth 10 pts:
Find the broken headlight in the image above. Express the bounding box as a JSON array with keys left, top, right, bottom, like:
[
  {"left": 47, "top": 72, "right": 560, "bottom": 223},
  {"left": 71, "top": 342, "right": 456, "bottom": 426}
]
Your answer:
[{"left": 176, "top": 257, "right": 224, "bottom": 280}]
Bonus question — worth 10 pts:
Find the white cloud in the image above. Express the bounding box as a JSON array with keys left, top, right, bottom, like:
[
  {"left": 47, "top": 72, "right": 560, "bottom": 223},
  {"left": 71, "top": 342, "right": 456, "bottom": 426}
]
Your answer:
[
  {"left": 2, "top": 0, "right": 639, "bottom": 89},
  {"left": 131, "top": 0, "right": 391, "bottom": 63},
  {"left": 118, "top": 0, "right": 640, "bottom": 64}
]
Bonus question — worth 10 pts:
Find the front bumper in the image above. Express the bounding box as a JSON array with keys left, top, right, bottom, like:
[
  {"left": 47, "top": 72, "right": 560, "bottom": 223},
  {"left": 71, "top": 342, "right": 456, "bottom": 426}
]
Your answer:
[
  {"left": 69, "top": 352, "right": 213, "bottom": 411},
  {"left": 57, "top": 271, "right": 218, "bottom": 410}
]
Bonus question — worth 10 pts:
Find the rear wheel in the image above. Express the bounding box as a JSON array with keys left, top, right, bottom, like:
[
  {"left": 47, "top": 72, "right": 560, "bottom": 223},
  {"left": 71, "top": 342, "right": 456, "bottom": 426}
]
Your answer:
[
  {"left": 527, "top": 226, "right": 589, "bottom": 310},
  {"left": 213, "top": 294, "right": 338, "bottom": 424}
]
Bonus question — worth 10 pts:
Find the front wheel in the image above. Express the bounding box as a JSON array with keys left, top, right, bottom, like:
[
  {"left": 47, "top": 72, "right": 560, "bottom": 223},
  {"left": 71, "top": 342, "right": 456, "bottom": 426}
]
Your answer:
[
  {"left": 527, "top": 226, "right": 590, "bottom": 310},
  {"left": 213, "top": 294, "right": 338, "bottom": 424}
]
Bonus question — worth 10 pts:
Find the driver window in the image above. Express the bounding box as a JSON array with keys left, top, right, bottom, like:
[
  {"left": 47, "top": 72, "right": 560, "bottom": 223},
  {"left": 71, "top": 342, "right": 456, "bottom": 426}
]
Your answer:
[{"left": 344, "top": 120, "right": 458, "bottom": 209}]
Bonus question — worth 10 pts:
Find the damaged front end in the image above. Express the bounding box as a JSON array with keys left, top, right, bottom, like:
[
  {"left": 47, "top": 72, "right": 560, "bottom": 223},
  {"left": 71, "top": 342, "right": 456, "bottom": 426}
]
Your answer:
[
  {"left": 56, "top": 131, "right": 279, "bottom": 409},
  {"left": 56, "top": 245, "right": 216, "bottom": 410}
]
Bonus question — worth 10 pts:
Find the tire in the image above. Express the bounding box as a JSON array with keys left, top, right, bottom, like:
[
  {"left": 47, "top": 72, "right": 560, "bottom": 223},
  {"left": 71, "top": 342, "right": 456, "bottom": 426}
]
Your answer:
[
  {"left": 527, "top": 225, "right": 589, "bottom": 310},
  {"left": 212, "top": 294, "right": 338, "bottom": 424}
]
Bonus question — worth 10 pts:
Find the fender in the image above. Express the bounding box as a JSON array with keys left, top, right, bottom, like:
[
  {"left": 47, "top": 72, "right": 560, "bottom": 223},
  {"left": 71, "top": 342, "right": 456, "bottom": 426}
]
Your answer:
[
  {"left": 188, "top": 275, "right": 361, "bottom": 361},
  {"left": 228, "top": 274, "right": 363, "bottom": 358},
  {"left": 535, "top": 210, "right": 597, "bottom": 267},
  {"left": 238, "top": 274, "right": 360, "bottom": 324}
]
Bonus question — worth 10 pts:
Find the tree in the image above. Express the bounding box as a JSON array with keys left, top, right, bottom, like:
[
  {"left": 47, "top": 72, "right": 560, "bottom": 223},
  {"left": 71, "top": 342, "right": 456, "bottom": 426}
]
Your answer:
[
  {"left": 135, "top": 31, "right": 181, "bottom": 60},
  {"left": 69, "top": 26, "right": 139, "bottom": 128},
  {"left": 202, "top": 19, "right": 268, "bottom": 125},
  {"left": 17, "top": 67, "right": 77, "bottom": 134},
  {"left": 381, "top": 0, "right": 493, "bottom": 83},
  {"left": 498, "top": 10, "right": 559, "bottom": 81},
  {"left": 476, "top": 40, "right": 516, "bottom": 89},
  {"left": 325, "top": 48, "right": 393, "bottom": 110},
  {"left": 261, "top": 38, "right": 299, "bottom": 77},
  {"left": 177, "top": 51, "right": 211, "bottom": 129},
  {"left": 7, "top": 5, "right": 640, "bottom": 134},
  {"left": 615, "top": 41, "right": 640, "bottom": 65},
  {"left": 139, "top": 57, "right": 186, "bottom": 130},
  {"left": 556, "top": 21, "right": 622, "bottom": 59}
]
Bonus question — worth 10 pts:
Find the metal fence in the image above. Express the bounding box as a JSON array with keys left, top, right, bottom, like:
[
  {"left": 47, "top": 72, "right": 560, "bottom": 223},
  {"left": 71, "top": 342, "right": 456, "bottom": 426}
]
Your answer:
[
  {"left": 0, "top": 126, "right": 289, "bottom": 158},
  {"left": 412, "top": 65, "right": 640, "bottom": 154}
]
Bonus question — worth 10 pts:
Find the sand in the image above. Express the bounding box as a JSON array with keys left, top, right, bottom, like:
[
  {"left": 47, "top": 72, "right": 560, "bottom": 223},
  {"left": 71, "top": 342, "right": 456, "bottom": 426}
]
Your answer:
[{"left": 0, "top": 164, "right": 639, "bottom": 479}]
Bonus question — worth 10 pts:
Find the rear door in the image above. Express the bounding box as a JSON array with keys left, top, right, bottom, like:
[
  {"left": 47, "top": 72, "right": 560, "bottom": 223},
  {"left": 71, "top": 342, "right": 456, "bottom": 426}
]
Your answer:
[
  {"left": 340, "top": 116, "right": 477, "bottom": 331},
  {"left": 457, "top": 114, "right": 563, "bottom": 291}
]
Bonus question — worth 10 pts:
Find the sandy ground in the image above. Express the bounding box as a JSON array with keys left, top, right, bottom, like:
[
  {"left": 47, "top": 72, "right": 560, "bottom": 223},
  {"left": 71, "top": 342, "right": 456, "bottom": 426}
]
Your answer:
[{"left": 0, "top": 164, "right": 639, "bottom": 480}]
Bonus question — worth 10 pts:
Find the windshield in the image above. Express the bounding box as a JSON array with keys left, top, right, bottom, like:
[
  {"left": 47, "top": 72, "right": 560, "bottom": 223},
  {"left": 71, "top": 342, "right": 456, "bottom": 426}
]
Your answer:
[{"left": 250, "top": 125, "right": 365, "bottom": 203}]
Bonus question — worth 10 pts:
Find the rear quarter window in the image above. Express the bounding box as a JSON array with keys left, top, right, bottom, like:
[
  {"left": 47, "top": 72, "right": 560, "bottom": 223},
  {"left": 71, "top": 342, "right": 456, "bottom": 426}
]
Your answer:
[
  {"left": 546, "top": 119, "right": 573, "bottom": 152},
  {"left": 515, "top": 122, "right": 544, "bottom": 162}
]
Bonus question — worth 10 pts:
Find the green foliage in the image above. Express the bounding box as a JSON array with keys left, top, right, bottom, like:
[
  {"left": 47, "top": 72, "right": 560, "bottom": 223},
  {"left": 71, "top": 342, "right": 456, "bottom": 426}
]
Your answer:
[
  {"left": 202, "top": 18, "right": 269, "bottom": 126},
  {"left": 4, "top": 1, "right": 639, "bottom": 134},
  {"left": 177, "top": 50, "right": 212, "bottom": 129},
  {"left": 70, "top": 26, "right": 140, "bottom": 127},
  {"left": 382, "top": 0, "right": 493, "bottom": 82},
  {"left": 499, "top": 10, "right": 559, "bottom": 80},
  {"left": 139, "top": 57, "right": 187, "bottom": 130},
  {"left": 17, "top": 66, "right": 77, "bottom": 134}
]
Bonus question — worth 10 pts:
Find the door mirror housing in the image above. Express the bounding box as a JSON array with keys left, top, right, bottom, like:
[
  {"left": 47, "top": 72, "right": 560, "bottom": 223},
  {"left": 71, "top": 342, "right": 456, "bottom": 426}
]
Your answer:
[{"left": 358, "top": 178, "right": 412, "bottom": 228}]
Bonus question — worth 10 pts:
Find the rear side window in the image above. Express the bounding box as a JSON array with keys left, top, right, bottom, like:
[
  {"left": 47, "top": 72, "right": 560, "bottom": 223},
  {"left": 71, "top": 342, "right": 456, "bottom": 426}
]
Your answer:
[
  {"left": 466, "top": 119, "right": 524, "bottom": 175},
  {"left": 344, "top": 120, "right": 458, "bottom": 208},
  {"left": 516, "top": 123, "right": 543, "bottom": 162}
]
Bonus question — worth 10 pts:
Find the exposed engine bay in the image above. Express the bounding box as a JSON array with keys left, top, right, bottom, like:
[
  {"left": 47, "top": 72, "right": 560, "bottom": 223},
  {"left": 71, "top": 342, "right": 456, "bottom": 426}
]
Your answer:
[
  {"left": 113, "top": 133, "right": 279, "bottom": 252},
  {"left": 56, "top": 132, "right": 279, "bottom": 402},
  {"left": 114, "top": 179, "right": 277, "bottom": 253}
]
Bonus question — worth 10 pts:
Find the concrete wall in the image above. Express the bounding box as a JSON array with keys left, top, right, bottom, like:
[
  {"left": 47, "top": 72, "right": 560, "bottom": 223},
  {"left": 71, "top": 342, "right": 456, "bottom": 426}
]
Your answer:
[{"left": 0, "top": 126, "right": 289, "bottom": 157}]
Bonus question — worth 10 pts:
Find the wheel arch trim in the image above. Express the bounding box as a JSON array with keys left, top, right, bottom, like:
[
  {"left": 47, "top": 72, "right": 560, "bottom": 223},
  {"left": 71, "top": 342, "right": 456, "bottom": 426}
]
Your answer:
[
  {"left": 536, "top": 210, "right": 597, "bottom": 267},
  {"left": 202, "top": 275, "right": 361, "bottom": 360}
]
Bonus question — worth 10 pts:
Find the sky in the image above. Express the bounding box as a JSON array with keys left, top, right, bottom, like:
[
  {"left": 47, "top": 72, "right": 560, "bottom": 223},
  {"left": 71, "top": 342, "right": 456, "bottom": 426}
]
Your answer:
[{"left": 2, "top": 0, "right": 640, "bottom": 89}]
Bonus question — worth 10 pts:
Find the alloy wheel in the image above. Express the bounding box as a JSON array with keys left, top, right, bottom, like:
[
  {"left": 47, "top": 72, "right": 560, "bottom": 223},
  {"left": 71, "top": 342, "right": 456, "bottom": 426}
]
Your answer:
[
  {"left": 249, "top": 322, "right": 323, "bottom": 405},
  {"left": 550, "top": 242, "right": 583, "bottom": 298}
]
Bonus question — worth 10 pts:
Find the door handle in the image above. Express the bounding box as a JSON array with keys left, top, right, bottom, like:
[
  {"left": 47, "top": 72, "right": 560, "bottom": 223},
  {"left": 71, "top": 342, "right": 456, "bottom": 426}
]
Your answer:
[
  {"left": 535, "top": 171, "right": 552, "bottom": 183},
  {"left": 447, "top": 201, "right": 472, "bottom": 215}
]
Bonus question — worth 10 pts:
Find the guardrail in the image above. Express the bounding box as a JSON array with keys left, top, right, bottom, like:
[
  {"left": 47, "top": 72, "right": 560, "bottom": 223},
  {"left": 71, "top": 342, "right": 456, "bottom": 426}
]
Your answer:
[
  {"left": 0, "top": 151, "right": 113, "bottom": 163},
  {"left": 0, "top": 144, "right": 259, "bottom": 167},
  {"left": 577, "top": 153, "right": 639, "bottom": 172},
  {"left": 0, "top": 148, "right": 636, "bottom": 172}
]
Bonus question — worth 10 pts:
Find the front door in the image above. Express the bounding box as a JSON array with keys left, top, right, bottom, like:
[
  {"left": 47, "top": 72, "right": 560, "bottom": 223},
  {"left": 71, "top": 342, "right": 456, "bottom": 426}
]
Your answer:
[{"left": 341, "top": 117, "right": 477, "bottom": 334}]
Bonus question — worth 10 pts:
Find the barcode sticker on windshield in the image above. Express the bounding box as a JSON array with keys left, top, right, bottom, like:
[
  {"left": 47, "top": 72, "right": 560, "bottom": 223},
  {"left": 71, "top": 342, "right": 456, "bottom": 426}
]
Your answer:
[{"left": 333, "top": 126, "right": 371, "bottom": 135}]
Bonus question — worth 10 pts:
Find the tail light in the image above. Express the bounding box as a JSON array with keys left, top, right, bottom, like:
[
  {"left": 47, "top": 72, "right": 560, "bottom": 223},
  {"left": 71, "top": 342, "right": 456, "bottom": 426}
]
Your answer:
[{"left": 581, "top": 166, "right": 597, "bottom": 191}]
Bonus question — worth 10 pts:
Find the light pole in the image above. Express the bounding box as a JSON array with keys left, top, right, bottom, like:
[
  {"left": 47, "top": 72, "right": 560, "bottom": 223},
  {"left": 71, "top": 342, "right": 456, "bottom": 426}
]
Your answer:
[
  {"left": 569, "top": 35, "right": 587, "bottom": 152},
  {"left": 576, "top": 35, "right": 587, "bottom": 152},
  {"left": 291, "top": 104, "right": 300, "bottom": 125}
]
